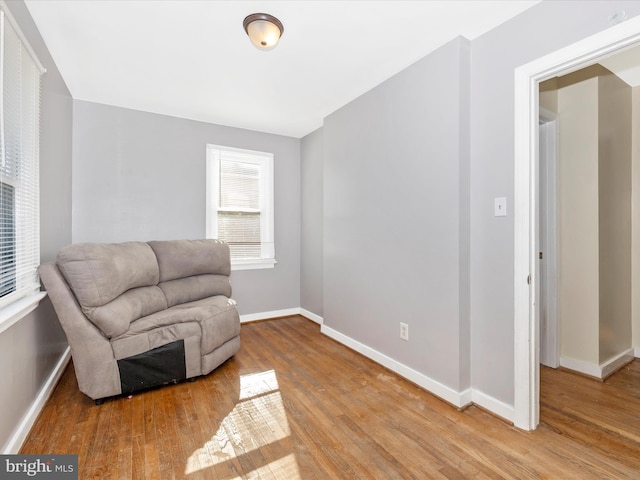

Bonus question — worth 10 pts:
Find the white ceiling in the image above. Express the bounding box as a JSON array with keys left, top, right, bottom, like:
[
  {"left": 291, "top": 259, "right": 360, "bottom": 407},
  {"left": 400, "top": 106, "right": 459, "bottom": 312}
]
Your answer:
[{"left": 24, "top": 0, "right": 542, "bottom": 138}]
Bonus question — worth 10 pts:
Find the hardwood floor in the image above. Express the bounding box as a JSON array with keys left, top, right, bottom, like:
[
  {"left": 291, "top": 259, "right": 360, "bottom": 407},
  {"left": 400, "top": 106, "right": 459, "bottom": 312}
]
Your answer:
[{"left": 21, "top": 316, "right": 640, "bottom": 479}]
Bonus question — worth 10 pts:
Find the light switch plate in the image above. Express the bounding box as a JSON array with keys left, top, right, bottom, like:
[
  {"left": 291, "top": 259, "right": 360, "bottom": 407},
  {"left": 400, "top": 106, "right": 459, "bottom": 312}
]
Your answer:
[{"left": 494, "top": 197, "right": 507, "bottom": 217}]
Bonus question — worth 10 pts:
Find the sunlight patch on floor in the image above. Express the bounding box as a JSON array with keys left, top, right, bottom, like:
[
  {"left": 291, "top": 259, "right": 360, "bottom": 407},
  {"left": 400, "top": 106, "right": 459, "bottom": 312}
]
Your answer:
[
  {"left": 239, "top": 369, "right": 280, "bottom": 400},
  {"left": 185, "top": 370, "right": 299, "bottom": 477}
]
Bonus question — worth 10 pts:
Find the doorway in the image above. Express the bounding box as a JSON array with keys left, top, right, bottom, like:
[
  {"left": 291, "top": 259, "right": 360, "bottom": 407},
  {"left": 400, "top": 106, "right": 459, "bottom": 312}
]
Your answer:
[{"left": 513, "top": 15, "right": 640, "bottom": 431}]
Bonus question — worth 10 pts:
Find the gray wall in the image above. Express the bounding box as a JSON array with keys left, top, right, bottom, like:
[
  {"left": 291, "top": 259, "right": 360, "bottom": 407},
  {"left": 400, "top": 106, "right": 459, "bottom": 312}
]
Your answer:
[
  {"left": 322, "top": 37, "right": 471, "bottom": 392},
  {"left": 1, "top": 0, "right": 71, "bottom": 452},
  {"left": 303, "top": 0, "right": 640, "bottom": 410},
  {"left": 71, "top": 101, "right": 301, "bottom": 316},
  {"left": 470, "top": 0, "right": 640, "bottom": 404},
  {"left": 300, "top": 127, "right": 323, "bottom": 317}
]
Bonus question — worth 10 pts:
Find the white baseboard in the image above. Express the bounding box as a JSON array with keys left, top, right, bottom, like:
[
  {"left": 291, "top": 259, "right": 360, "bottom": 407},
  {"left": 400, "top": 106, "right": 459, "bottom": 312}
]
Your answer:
[
  {"left": 299, "top": 309, "right": 323, "bottom": 324},
  {"left": 240, "top": 307, "right": 323, "bottom": 324},
  {"left": 471, "top": 389, "right": 515, "bottom": 423},
  {"left": 459, "top": 388, "right": 473, "bottom": 408},
  {"left": 240, "top": 308, "right": 301, "bottom": 323},
  {"left": 3, "top": 346, "right": 71, "bottom": 454},
  {"left": 560, "top": 348, "right": 635, "bottom": 379},
  {"left": 601, "top": 348, "right": 635, "bottom": 378},
  {"left": 321, "top": 324, "right": 470, "bottom": 409},
  {"left": 634, "top": 346, "right": 640, "bottom": 358},
  {"left": 559, "top": 356, "right": 601, "bottom": 378}
]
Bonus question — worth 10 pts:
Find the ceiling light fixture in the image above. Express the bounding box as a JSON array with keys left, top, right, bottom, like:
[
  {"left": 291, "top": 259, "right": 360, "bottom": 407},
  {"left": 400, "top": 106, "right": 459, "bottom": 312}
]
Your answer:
[{"left": 243, "top": 13, "right": 284, "bottom": 51}]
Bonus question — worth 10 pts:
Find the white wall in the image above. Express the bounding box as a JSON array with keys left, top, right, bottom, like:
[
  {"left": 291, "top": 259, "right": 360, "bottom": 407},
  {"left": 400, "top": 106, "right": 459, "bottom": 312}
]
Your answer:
[
  {"left": 72, "top": 100, "right": 301, "bottom": 317},
  {"left": 557, "top": 71, "right": 600, "bottom": 365},
  {"left": 597, "top": 68, "right": 632, "bottom": 363}
]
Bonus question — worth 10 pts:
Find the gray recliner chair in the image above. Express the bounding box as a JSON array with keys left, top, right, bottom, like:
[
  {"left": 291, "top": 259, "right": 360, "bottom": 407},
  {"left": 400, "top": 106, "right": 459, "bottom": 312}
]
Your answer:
[{"left": 39, "top": 239, "right": 241, "bottom": 403}]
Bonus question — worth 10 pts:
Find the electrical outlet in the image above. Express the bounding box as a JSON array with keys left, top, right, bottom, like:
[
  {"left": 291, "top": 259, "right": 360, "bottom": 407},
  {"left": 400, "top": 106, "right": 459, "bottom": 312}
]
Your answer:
[{"left": 400, "top": 322, "right": 409, "bottom": 341}]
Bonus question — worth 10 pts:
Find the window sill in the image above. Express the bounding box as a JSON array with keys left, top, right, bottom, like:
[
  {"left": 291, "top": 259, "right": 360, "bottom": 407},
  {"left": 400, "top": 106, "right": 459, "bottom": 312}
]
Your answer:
[
  {"left": 0, "top": 291, "right": 47, "bottom": 335},
  {"left": 231, "top": 259, "right": 277, "bottom": 271}
]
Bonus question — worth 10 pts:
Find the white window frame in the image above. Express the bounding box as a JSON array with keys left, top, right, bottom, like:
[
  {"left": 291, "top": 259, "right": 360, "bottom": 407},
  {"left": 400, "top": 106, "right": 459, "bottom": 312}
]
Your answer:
[
  {"left": 0, "top": 1, "right": 46, "bottom": 334},
  {"left": 206, "top": 144, "right": 276, "bottom": 270}
]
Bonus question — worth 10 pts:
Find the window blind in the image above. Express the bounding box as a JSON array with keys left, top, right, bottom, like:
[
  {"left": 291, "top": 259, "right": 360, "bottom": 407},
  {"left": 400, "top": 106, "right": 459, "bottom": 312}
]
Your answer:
[
  {"left": 0, "top": 8, "right": 43, "bottom": 308},
  {"left": 218, "top": 158, "right": 262, "bottom": 259}
]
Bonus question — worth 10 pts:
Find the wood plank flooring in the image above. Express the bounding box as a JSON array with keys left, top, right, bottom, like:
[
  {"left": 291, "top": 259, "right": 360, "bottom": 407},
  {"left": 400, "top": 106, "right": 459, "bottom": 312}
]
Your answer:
[{"left": 20, "top": 316, "right": 640, "bottom": 479}]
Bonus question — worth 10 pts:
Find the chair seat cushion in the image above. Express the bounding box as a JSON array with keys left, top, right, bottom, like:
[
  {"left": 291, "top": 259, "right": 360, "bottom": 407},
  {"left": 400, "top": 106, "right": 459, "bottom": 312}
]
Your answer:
[{"left": 112, "top": 295, "right": 240, "bottom": 356}]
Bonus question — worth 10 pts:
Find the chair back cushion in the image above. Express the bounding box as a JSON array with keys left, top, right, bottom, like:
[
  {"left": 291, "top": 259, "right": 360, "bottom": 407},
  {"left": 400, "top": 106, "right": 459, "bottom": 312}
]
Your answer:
[
  {"left": 148, "top": 239, "right": 231, "bottom": 282},
  {"left": 57, "top": 242, "right": 163, "bottom": 337}
]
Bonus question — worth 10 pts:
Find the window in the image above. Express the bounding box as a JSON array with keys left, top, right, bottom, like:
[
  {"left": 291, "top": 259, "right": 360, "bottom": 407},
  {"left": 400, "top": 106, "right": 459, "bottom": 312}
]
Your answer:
[
  {"left": 206, "top": 145, "right": 275, "bottom": 270},
  {"left": 0, "top": 5, "right": 44, "bottom": 310},
  {"left": 0, "top": 182, "right": 15, "bottom": 297}
]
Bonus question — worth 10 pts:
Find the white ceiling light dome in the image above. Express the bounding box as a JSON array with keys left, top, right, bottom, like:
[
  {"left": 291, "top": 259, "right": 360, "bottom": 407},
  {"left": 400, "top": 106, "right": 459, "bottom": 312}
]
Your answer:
[{"left": 243, "top": 13, "right": 284, "bottom": 51}]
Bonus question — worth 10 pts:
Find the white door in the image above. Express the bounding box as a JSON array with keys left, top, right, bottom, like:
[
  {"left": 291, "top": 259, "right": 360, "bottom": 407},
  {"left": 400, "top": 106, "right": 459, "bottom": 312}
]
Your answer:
[{"left": 539, "top": 115, "right": 559, "bottom": 368}]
